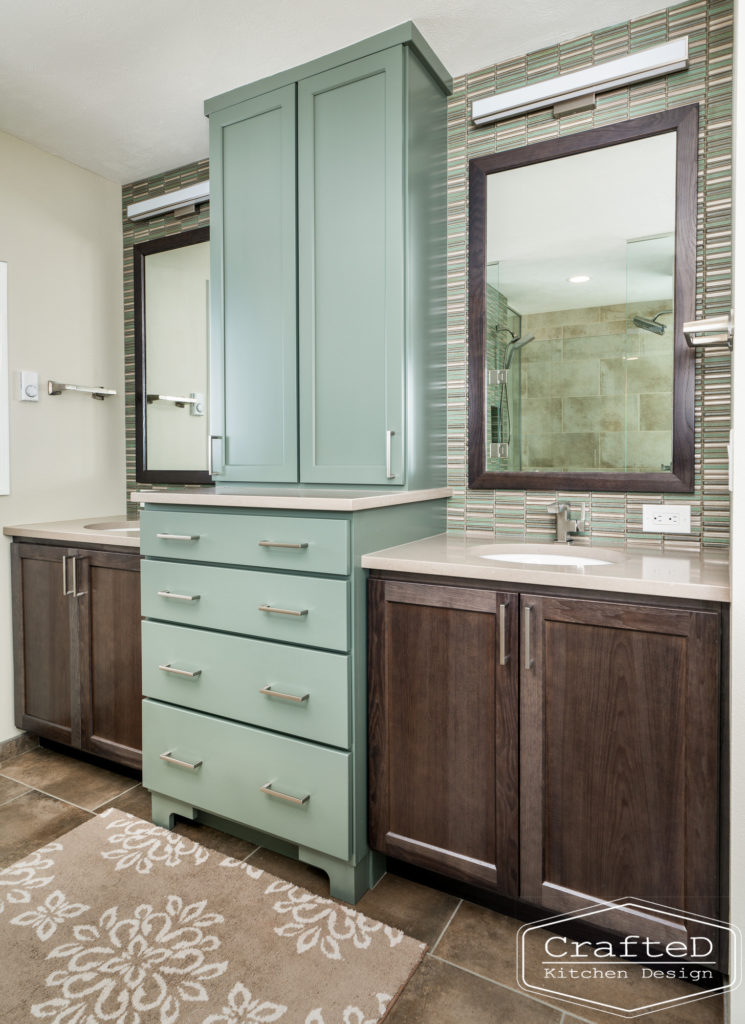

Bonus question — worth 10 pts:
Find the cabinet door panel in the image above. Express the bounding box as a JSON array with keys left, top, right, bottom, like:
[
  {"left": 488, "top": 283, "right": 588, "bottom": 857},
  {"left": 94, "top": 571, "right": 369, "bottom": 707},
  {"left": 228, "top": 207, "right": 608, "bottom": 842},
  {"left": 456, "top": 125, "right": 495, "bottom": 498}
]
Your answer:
[
  {"left": 521, "top": 595, "right": 720, "bottom": 945},
  {"left": 369, "top": 579, "right": 519, "bottom": 893},
  {"left": 298, "top": 49, "right": 405, "bottom": 485},
  {"left": 78, "top": 550, "right": 142, "bottom": 769},
  {"left": 11, "top": 544, "right": 77, "bottom": 745},
  {"left": 210, "top": 85, "right": 298, "bottom": 481}
]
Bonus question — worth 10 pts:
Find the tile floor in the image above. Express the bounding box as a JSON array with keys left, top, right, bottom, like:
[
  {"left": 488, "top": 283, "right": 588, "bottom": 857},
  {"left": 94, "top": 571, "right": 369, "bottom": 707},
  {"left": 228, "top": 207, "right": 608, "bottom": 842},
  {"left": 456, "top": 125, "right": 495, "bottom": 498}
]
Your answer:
[{"left": 0, "top": 745, "right": 725, "bottom": 1024}]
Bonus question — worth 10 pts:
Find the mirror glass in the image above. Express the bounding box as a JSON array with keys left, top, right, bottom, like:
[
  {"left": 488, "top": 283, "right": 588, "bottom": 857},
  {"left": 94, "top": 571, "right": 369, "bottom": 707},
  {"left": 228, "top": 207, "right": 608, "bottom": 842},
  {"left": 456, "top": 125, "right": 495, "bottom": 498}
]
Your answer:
[
  {"left": 486, "top": 136, "right": 676, "bottom": 475},
  {"left": 134, "top": 227, "right": 211, "bottom": 483},
  {"left": 468, "top": 107, "right": 697, "bottom": 493}
]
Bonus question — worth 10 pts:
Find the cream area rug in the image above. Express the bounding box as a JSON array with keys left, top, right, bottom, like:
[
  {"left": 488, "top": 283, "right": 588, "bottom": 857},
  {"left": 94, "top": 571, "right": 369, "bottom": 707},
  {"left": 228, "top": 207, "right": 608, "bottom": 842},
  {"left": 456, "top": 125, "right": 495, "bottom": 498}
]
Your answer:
[{"left": 0, "top": 809, "right": 425, "bottom": 1024}]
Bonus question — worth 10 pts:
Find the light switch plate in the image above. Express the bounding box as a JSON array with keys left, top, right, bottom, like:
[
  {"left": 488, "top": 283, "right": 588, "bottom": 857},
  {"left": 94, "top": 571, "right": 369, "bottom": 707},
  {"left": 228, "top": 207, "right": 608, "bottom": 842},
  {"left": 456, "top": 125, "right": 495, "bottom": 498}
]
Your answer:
[
  {"left": 642, "top": 503, "right": 691, "bottom": 534},
  {"left": 18, "top": 370, "right": 39, "bottom": 401}
]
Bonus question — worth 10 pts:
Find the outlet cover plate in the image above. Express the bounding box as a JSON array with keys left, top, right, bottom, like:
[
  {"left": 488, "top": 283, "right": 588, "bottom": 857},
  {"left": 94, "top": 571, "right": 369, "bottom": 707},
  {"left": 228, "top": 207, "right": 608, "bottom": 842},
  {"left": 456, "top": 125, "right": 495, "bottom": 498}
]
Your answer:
[{"left": 642, "top": 503, "right": 691, "bottom": 534}]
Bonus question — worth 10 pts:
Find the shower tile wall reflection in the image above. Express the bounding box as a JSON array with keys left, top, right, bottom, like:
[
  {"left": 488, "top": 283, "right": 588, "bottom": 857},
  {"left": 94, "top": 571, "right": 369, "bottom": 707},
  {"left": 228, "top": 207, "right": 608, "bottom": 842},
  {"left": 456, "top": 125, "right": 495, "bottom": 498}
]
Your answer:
[{"left": 519, "top": 302, "right": 673, "bottom": 472}]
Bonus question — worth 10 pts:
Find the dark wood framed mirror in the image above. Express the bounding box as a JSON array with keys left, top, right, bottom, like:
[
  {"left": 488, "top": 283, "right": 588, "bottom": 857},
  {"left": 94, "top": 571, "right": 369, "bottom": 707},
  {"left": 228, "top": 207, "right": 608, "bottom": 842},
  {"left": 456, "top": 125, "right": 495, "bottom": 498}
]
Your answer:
[
  {"left": 468, "top": 104, "right": 698, "bottom": 492},
  {"left": 134, "top": 226, "right": 211, "bottom": 484}
]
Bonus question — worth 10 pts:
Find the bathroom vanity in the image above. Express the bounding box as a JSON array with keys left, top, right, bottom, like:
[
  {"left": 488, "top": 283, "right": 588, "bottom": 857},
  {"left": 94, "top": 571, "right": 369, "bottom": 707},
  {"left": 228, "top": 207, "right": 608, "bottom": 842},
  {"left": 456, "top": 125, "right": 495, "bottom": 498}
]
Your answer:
[
  {"left": 363, "top": 535, "right": 729, "bottom": 956},
  {"left": 5, "top": 517, "right": 142, "bottom": 769}
]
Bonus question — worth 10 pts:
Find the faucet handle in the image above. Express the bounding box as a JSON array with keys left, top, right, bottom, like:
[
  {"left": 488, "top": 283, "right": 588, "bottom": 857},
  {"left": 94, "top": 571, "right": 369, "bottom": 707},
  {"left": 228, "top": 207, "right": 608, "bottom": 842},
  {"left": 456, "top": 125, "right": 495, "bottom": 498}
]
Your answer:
[{"left": 547, "top": 501, "right": 566, "bottom": 514}]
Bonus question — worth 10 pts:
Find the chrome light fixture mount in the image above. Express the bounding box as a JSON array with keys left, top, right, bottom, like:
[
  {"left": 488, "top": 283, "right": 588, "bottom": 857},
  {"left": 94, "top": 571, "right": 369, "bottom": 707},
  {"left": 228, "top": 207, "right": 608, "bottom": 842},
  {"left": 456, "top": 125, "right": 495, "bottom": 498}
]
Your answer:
[
  {"left": 126, "top": 180, "right": 210, "bottom": 222},
  {"left": 471, "top": 38, "right": 689, "bottom": 126}
]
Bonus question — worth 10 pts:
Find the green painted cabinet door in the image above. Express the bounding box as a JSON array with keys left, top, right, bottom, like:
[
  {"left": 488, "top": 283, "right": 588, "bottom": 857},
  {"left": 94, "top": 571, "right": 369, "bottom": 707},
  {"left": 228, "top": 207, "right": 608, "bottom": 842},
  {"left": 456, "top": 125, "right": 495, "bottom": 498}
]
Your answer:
[
  {"left": 209, "top": 85, "right": 298, "bottom": 481},
  {"left": 298, "top": 49, "right": 405, "bottom": 485}
]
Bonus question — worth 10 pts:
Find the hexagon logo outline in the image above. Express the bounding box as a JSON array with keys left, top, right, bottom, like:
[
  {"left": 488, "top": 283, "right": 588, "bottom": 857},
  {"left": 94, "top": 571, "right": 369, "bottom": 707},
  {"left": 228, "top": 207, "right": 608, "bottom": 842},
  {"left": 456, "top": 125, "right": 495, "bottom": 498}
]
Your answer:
[{"left": 515, "top": 897, "right": 740, "bottom": 1018}]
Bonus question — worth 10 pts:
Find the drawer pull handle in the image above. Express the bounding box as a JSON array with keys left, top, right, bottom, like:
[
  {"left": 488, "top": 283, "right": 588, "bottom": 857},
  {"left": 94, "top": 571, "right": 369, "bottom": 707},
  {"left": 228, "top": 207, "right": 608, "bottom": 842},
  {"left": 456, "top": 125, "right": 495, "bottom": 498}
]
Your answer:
[
  {"left": 258, "top": 540, "right": 309, "bottom": 550},
  {"left": 524, "top": 604, "right": 534, "bottom": 670},
  {"left": 160, "top": 751, "right": 203, "bottom": 771},
  {"left": 260, "top": 782, "right": 310, "bottom": 806},
  {"left": 260, "top": 685, "right": 310, "bottom": 704},
  {"left": 499, "top": 603, "right": 510, "bottom": 666},
  {"left": 158, "top": 663, "right": 202, "bottom": 679},
  {"left": 156, "top": 533, "right": 200, "bottom": 541},
  {"left": 258, "top": 604, "right": 308, "bottom": 617},
  {"left": 157, "top": 590, "right": 201, "bottom": 602}
]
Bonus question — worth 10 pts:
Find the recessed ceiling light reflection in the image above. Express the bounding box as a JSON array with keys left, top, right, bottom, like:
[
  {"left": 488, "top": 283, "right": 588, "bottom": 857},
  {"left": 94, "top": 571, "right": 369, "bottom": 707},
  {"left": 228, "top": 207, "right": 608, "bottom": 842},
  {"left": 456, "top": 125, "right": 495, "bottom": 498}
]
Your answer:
[{"left": 568, "top": 275, "right": 591, "bottom": 284}]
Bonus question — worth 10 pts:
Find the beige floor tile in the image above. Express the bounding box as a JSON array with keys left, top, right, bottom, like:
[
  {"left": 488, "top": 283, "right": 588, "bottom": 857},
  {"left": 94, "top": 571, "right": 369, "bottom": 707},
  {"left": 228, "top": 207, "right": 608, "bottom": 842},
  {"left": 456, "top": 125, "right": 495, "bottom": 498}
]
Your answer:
[
  {"left": 0, "top": 790, "right": 92, "bottom": 868},
  {"left": 0, "top": 775, "right": 29, "bottom": 807},
  {"left": 357, "top": 873, "right": 461, "bottom": 946},
  {"left": 387, "top": 956, "right": 563, "bottom": 1024},
  {"left": 0, "top": 747, "right": 136, "bottom": 810}
]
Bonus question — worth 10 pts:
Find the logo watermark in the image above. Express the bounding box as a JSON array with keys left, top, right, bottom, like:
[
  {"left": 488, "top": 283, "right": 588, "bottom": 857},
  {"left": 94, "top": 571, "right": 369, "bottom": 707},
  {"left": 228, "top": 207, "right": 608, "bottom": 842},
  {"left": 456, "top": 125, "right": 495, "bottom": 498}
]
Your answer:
[{"left": 516, "top": 899, "right": 740, "bottom": 1018}]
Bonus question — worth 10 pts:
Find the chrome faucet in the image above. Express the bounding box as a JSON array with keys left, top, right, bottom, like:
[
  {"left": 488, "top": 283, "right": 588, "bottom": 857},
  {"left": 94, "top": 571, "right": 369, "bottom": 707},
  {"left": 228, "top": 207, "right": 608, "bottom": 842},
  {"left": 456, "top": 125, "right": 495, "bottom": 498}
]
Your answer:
[{"left": 547, "top": 501, "right": 587, "bottom": 543}]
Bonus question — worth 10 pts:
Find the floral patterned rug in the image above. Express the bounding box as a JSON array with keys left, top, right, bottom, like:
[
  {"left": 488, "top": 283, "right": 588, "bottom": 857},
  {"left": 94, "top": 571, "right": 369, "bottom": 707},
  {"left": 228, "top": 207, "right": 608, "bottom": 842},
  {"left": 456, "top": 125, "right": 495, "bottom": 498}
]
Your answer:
[{"left": 0, "top": 809, "right": 425, "bottom": 1024}]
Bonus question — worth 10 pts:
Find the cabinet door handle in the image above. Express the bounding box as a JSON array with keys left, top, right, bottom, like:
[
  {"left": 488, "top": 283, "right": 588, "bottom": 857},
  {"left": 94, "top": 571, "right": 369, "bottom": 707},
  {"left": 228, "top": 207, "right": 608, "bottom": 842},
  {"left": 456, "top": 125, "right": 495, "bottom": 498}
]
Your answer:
[
  {"left": 258, "top": 540, "right": 309, "bottom": 550},
  {"left": 160, "top": 751, "right": 203, "bottom": 771},
  {"left": 62, "top": 555, "right": 74, "bottom": 596},
  {"left": 208, "top": 435, "right": 223, "bottom": 476},
  {"left": 158, "top": 663, "right": 202, "bottom": 679},
  {"left": 260, "top": 782, "right": 310, "bottom": 806},
  {"left": 524, "top": 604, "right": 534, "bottom": 670},
  {"left": 156, "top": 533, "right": 200, "bottom": 542},
  {"left": 499, "top": 603, "right": 510, "bottom": 666},
  {"left": 157, "top": 590, "right": 201, "bottom": 602},
  {"left": 258, "top": 604, "right": 308, "bottom": 617},
  {"left": 386, "top": 429, "right": 396, "bottom": 479},
  {"left": 260, "top": 684, "right": 310, "bottom": 704},
  {"left": 71, "top": 556, "right": 87, "bottom": 598}
]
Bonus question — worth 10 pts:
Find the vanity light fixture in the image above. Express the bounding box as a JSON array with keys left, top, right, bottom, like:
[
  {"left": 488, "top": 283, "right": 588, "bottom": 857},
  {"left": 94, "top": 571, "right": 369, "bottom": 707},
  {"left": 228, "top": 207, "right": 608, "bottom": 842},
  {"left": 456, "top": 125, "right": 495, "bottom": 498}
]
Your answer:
[
  {"left": 471, "top": 37, "right": 689, "bottom": 126},
  {"left": 568, "top": 275, "right": 590, "bottom": 283},
  {"left": 126, "top": 180, "right": 210, "bottom": 222}
]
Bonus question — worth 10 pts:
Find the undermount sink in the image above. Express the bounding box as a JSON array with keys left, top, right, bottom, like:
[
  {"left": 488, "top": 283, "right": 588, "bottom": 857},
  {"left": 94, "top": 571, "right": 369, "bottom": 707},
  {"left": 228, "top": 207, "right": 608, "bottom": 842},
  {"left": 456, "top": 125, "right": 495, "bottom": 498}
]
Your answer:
[
  {"left": 474, "top": 543, "right": 624, "bottom": 568},
  {"left": 84, "top": 520, "right": 140, "bottom": 534}
]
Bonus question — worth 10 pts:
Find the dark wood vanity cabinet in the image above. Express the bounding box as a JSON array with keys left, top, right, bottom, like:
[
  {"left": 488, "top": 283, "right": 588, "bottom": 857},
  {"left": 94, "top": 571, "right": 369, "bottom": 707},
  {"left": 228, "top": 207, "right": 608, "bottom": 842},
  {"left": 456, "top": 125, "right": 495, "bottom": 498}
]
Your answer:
[
  {"left": 11, "top": 541, "right": 142, "bottom": 770},
  {"left": 369, "top": 574, "right": 723, "bottom": 939},
  {"left": 368, "top": 578, "right": 520, "bottom": 895}
]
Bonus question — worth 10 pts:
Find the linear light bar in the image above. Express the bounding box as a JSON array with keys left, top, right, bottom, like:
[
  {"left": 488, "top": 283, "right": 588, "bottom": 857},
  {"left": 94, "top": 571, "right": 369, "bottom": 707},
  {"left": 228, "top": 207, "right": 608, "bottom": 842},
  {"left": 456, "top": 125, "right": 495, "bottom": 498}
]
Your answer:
[
  {"left": 126, "top": 180, "right": 210, "bottom": 221},
  {"left": 471, "top": 37, "right": 689, "bottom": 126}
]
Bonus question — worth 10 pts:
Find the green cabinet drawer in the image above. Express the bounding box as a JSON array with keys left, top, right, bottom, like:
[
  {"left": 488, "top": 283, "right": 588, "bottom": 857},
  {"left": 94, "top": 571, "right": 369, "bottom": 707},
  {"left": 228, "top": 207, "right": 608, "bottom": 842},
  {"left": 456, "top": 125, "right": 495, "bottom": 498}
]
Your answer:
[
  {"left": 141, "top": 560, "right": 349, "bottom": 652},
  {"left": 141, "top": 509, "right": 349, "bottom": 576},
  {"left": 142, "top": 620, "right": 350, "bottom": 748},
  {"left": 143, "top": 699, "right": 351, "bottom": 860}
]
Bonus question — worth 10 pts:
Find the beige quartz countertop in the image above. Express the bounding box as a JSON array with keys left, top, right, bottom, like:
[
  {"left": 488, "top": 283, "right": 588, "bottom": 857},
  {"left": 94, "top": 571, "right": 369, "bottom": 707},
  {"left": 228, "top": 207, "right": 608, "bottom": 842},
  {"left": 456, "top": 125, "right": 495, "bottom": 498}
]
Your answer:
[
  {"left": 360, "top": 533, "right": 730, "bottom": 602},
  {"left": 131, "top": 485, "right": 452, "bottom": 512},
  {"left": 3, "top": 515, "right": 140, "bottom": 548}
]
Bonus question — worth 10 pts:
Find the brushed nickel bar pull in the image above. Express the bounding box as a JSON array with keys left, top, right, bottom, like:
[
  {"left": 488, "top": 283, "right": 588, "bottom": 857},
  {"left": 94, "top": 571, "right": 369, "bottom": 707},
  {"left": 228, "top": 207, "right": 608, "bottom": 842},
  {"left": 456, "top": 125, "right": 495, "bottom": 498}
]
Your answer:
[
  {"left": 156, "top": 533, "right": 200, "bottom": 541},
  {"left": 499, "top": 603, "right": 510, "bottom": 666},
  {"left": 258, "top": 604, "right": 308, "bottom": 617},
  {"left": 524, "top": 604, "right": 534, "bottom": 671},
  {"left": 160, "top": 751, "right": 203, "bottom": 771},
  {"left": 159, "top": 663, "right": 202, "bottom": 679},
  {"left": 208, "top": 435, "right": 223, "bottom": 476},
  {"left": 260, "top": 782, "right": 310, "bottom": 806},
  {"left": 386, "top": 429, "right": 396, "bottom": 479},
  {"left": 62, "top": 555, "right": 73, "bottom": 596},
  {"left": 157, "top": 590, "right": 201, "bottom": 602},
  {"left": 260, "top": 685, "right": 310, "bottom": 704},
  {"left": 682, "top": 313, "right": 733, "bottom": 349},
  {"left": 146, "top": 393, "right": 200, "bottom": 406},
  {"left": 72, "top": 556, "right": 87, "bottom": 598},
  {"left": 258, "top": 540, "right": 309, "bottom": 549}
]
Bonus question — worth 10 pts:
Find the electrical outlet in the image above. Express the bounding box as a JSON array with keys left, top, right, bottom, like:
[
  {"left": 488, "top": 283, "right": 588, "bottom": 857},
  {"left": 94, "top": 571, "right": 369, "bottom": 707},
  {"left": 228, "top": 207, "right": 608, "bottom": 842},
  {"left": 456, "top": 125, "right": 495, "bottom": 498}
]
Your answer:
[{"left": 642, "top": 503, "right": 691, "bottom": 534}]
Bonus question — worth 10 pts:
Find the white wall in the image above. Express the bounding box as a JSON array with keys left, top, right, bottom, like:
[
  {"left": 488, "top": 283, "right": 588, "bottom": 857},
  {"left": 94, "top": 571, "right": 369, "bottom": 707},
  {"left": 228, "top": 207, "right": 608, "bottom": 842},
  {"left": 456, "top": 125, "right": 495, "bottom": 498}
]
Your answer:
[{"left": 0, "top": 129, "right": 125, "bottom": 742}]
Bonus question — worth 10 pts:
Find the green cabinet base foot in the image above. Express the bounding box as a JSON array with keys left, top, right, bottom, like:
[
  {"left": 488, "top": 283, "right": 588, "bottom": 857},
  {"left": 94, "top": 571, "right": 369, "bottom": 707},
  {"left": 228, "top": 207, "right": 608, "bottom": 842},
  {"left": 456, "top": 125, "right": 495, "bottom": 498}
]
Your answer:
[
  {"left": 300, "top": 846, "right": 386, "bottom": 904},
  {"left": 151, "top": 792, "right": 198, "bottom": 830}
]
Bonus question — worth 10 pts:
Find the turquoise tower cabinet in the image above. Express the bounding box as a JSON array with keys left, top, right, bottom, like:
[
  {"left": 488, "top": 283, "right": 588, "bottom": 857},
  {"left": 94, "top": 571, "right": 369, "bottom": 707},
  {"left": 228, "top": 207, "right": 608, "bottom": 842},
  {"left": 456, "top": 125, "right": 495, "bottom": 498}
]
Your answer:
[{"left": 137, "top": 23, "right": 452, "bottom": 903}]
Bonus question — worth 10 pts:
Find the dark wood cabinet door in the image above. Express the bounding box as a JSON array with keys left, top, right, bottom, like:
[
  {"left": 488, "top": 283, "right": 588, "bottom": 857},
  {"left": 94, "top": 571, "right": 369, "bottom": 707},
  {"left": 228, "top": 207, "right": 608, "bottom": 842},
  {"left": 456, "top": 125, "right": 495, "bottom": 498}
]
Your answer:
[
  {"left": 78, "top": 549, "right": 142, "bottom": 769},
  {"left": 520, "top": 594, "right": 721, "bottom": 944},
  {"left": 12, "top": 543, "right": 79, "bottom": 746},
  {"left": 369, "top": 578, "right": 519, "bottom": 894}
]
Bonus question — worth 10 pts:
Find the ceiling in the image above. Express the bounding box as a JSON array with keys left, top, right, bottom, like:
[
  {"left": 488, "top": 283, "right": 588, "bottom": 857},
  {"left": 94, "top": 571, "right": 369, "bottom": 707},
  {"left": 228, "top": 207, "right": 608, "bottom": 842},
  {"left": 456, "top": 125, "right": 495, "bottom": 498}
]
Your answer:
[{"left": 0, "top": 0, "right": 671, "bottom": 184}]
